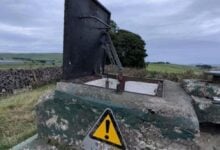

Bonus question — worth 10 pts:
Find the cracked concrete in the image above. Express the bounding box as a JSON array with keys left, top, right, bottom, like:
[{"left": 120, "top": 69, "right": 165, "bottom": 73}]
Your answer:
[{"left": 34, "top": 80, "right": 199, "bottom": 149}]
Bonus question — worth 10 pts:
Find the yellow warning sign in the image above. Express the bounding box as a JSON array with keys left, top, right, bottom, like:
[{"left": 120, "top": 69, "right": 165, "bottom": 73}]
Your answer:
[{"left": 89, "top": 109, "right": 126, "bottom": 149}]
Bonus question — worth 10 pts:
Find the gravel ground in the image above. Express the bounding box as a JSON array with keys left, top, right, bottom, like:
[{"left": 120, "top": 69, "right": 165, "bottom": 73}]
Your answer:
[{"left": 195, "top": 123, "right": 220, "bottom": 150}]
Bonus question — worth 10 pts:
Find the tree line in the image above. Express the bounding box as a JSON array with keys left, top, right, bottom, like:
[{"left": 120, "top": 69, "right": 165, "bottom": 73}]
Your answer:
[{"left": 110, "top": 20, "right": 147, "bottom": 68}]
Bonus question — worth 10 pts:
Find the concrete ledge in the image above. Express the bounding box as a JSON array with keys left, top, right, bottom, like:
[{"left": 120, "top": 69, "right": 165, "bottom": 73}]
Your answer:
[
  {"left": 12, "top": 135, "right": 38, "bottom": 150},
  {"left": 36, "top": 80, "right": 199, "bottom": 149},
  {"left": 182, "top": 79, "right": 220, "bottom": 98},
  {"left": 12, "top": 134, "right": 58, "bottom": 150},
  {"left": 192, "top": 96, "right": 220, "bottom": 124}
]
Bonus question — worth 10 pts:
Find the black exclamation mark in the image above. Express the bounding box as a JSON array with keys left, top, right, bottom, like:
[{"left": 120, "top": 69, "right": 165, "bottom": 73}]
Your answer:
[{"left": 105, "top": 120, "right": 110, "bottom": 140}]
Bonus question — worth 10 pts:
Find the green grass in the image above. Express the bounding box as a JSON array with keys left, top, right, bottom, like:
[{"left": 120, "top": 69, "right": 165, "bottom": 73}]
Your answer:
[
  {"left": 0, "top": 53, "right": 62, "bottom": 62},
  {"left": 0, "top": 53, "right": 62, "bottom": 70},
  {"left": 0, "top": 84, "right": 56, "bottom": 149},
  {"left": 147, "top": 63, "right": 201, "bottom": 74},
  {"left": 0, "top": 63, "right": 61, "bottom": 70}
]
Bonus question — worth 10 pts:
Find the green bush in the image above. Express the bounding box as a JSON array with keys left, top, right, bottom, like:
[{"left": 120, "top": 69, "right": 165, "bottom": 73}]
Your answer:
[{"left": 110, "top": 20, "right": 147, "bottom": 68}]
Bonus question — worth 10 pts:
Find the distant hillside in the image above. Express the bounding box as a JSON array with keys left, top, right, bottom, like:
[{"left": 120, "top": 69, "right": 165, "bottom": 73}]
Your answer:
[
  {"left": 0, "top": 53, "right": 62, "bottom": 62},
  {"left": 0, "top": 53, "right": 63, "bottom": 70},
  {"left": 147, "top": 63, "right": 202, "bottom": 74}
]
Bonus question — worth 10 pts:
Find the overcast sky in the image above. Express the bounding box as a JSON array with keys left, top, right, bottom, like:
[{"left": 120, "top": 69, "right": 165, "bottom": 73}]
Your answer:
[{"left": 0, "top": 0, "right": 219, "bottom": 64}]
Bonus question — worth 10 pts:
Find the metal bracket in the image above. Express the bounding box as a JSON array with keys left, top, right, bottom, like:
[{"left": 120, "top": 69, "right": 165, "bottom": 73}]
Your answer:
[{"left": 79, "top": 16, "right": 111, "bottom": 29}]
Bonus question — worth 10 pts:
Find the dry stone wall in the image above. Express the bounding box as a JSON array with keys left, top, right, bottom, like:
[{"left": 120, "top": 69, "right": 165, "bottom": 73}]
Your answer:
[{"left": 0, "top": 67, "right": 62, "bottom": 95}]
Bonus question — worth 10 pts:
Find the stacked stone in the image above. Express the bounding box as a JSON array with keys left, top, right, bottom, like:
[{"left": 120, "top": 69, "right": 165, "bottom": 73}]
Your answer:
[{"left": 0, "top": 67, "right": 62, "bottom": 95}]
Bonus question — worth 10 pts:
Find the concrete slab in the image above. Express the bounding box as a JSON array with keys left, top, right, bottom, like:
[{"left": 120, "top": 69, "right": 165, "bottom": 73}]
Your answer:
[
  {"left": 13, "top": 124, "right": 220, "bottom": 150},
  {"left": 35, "top": 80, "right": 199, "bottom": 149},
  {"left": 182, "top": 79, "right": 220, "bottom": 98},
  {"left": 85, "top": 78, "right": 158, "bottom": 95},
  {"left": 13, "top": 133, "right": 201, "bottom": 150},
  {"left": 12, "top": 134, "right": 57, "bottom": 150},
  {"left": 182, "top": 79, "right": 220, "bottom": 124},
  {"left": 192, "top": 96, "right": 220, "bottom": 124}
]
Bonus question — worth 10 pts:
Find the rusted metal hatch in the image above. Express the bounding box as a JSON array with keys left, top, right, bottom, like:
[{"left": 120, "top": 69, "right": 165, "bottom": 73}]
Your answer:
[{"left": 63, "top": 0, "right": 111, "bottom": 79}]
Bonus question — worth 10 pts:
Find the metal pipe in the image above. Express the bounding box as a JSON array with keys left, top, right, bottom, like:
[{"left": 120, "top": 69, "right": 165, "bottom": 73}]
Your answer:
[{"left": 79, "top": 16, "right": 111, "bottom": 29}]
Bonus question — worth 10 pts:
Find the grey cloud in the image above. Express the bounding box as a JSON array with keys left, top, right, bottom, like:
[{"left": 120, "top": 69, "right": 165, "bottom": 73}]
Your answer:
[
  {"left": 100, "top": 0, "right": 220, "bottom": 64},
  {"left": 0, "top": 0, "right": 64, "bottom": 52},
  {"left": 0, "top": 0, "right": 219, "bottom": 64},
  {"left": 0, "top": 0, "right": 63, "bottom": 27}
]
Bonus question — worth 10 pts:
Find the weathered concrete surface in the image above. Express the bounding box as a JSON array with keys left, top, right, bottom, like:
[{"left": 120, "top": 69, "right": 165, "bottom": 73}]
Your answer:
[
  {"left": 13, "top": 134, "right": 200, "bottom": 150},
  {"left": 182, "top": 79, "right": 220, "bottom": 98},
  {"left": 182, "top": 79, "right": 220, "bottom": 124},
  {"left": 36, "top": 80, "right": 199, "bottom": 149},
  {"left": 12, "top": 134, "right": 58, "bottom": 150},
  {"left": 14, "top": 125, "right": 220, "bottom": 150},
  {"left": 191, "top": 96, "right": 220, "bottom": 124}
]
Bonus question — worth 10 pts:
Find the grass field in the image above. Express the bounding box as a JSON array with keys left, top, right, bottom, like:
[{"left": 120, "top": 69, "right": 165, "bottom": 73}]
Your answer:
[
  {"left": 147, "top": 63, "right": 201, "bottom": 74},
  {"left": 0, "top": 53, "right": 62, "bottom": 70},
  {"left": 0, "top": 53, "right": 62, "bottom": 62},
  {"left": 0, "top": 63, "right": 61, "bottom": 70},
  {"left": 0, "top": 84, "right": 56, "bottom": 149},
  {"left": 0, "top": 53, "right": 207, "bottom": 74}
]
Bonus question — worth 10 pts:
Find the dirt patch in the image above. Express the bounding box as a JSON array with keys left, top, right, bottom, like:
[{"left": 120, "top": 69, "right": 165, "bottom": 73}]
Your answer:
[{"left": 196, "top": 123, "right": 220, "bottom": 150}]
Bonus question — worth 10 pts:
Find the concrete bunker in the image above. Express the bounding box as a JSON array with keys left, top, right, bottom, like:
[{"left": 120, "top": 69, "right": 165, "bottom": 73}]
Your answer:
[
  {"left": 35, "top": 78, "right": 199, "bottom": 149},
  {"left": 28, "top": 0, "right": 203, "bottom": 149}
]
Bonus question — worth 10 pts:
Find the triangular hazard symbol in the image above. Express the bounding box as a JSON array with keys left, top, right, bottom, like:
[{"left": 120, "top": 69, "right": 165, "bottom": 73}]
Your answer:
[{"left": 89, "top": 109, "right": 126, "bottom": 149}]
